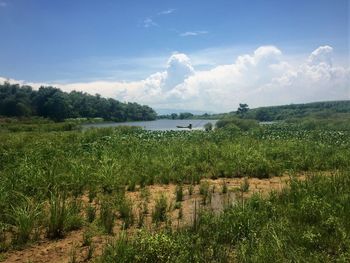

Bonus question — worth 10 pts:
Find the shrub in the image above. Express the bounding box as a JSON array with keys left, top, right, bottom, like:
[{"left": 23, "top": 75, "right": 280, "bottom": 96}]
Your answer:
[
  {"left": 216, "top": 117, "right": 259, "bottom": 131},
  {"left": 199, "top": 181, "right": 210, "bottom": 204},
  {"left": 118, "top": 197, "right": 134, "bottom": 229},
  {"left": 99, "top": 197, "right": 115, "bottom": 234},
  {"left": 175, "top": 184, "right": 184, "bottom": 202},
  {"left": 152, "top": 195, "right": 168, "bottom": 224},
  {"left": 86, "top": 204, "right": 96, "bottom": 223},
  {"left": 47, "top": 191, "right": 67, "bottom": 239},
  {"left": 9, "top": 198, "right": 42, "bottom": 245},
  {"left": 240, "top": 177, "right": 250, "bottom": 192},
  {"left": 222, "top": 180, "right": 228, "bottom": 194},
  {"left": 204, "top": 122, "right": 213, "bottom": 131},
  {"left": 65, "top": 199, "right": 84, "bottom": 231}
]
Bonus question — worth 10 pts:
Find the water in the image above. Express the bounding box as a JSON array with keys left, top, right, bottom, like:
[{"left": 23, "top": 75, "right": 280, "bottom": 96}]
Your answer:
[{"left": 82, "top": 119, "right": 217, "bottom": 131}]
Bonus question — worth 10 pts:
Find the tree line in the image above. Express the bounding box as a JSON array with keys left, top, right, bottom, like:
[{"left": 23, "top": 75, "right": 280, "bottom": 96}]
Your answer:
[{"left": 0, "top": 82, "right": 157, "bottom": 121}]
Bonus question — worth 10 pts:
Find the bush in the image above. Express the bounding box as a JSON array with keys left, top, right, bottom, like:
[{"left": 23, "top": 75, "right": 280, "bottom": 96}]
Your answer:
[
  {"left": 65, "top": 199, "right": 84, "bottom": 231},
  {"left": 175, "top": 184, "right": 184, "bottom": 202},
  {"left": 216, "top": 117, "right": 259, "bottom": 131},
  {"left": 47, "top": 191, "right": 67, "bottom": 239},
  {"left": 86, "top": 204, "right": 96, "bottom": 223},
  {"left": 204, "top": 122, "right": 213, "bottom": 131},
  {"left": 152, "top": 195, "right": 168, "bottom": 224},
  {"left": 99, "top": 197, "right": 115, "bottom": 234},
  {"left": 118, "top": 197, "right": 134, "bottom": 229},
  {"left": 10, "top": 198, "right": 42, "bottom": 245}
]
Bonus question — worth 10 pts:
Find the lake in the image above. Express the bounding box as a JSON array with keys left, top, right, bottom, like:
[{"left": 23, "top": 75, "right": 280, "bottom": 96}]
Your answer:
[{"left": 82, "top": 119, "right": 218, "bottom": 131}]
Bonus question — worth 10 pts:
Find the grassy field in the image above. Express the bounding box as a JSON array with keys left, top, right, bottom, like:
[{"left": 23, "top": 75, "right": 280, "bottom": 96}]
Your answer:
[{"left": 0, "top": 119, "right": 349, "bottom": 262}]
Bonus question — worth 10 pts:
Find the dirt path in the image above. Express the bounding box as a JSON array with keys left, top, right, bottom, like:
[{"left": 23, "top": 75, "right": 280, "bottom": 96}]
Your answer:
[{"left": 1, "top": 173, "right": 306, "bottom": 263}]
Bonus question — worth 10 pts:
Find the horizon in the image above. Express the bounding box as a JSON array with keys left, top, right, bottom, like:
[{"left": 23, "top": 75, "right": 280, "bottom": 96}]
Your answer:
[{"left": 0, "top": 0, "right": 349, "bottom": 112}]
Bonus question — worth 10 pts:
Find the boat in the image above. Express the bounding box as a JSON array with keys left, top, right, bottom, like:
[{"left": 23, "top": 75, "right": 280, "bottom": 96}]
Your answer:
[{"left": 176, "top": 124, "right": 192, "bottom": 129}]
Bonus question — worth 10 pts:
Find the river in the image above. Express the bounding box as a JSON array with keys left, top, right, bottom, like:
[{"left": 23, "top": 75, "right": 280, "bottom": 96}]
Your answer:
[{"left": 82, "top": 119, "right": 218, "bottom": 131}]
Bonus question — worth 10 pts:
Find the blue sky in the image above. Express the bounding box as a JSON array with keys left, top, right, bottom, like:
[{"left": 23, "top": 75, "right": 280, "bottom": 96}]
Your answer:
[{"left": 0, "top": 0, "right": 349, "bottom": 111}]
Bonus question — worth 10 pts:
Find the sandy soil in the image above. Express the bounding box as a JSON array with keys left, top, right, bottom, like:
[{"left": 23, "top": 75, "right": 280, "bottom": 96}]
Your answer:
[{"left": 1, "top": 173, "right": 307, "bottom": 263}]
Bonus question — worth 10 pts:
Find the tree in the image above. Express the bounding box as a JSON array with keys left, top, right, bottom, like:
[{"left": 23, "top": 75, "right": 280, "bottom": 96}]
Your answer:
[
  {"left": 255, "top": 109, "right": 272, "bottom": 121},
  {"left": 0, "top": 83, "right": 157, "bottom": 122},
  {"left": 237, "top": 103, "right": 249, "bottom": 117},
  {"left": 170, "top": 113, "right": 178, "bottom": 120}
]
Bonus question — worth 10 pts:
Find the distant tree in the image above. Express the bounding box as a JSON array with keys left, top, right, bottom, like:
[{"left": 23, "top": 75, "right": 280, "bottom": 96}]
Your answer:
[
  {"left": 255, "top": 109, "right": 272, "bottom": 121},
  {"left": 0, "top": 83, "right": 157, "bottom": 122},
  {"left": 179, "top": 112, "right": 194, "bottom": 119},
  {"left": 170, "top": 113, "right": 178, "bottom": 119},
  {"left": 237, "top": 103, "right": 249, "bottom": 117}
]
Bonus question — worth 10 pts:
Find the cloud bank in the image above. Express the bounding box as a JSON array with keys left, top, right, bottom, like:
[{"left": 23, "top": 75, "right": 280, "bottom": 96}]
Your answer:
[{"left": 1, "top": 45, "right": 349, "bottom": 112}]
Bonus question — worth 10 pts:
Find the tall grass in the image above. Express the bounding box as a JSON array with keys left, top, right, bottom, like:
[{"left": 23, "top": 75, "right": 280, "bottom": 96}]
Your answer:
[
  {"left": 9, "top": 197, "right": 42, "bottom": 245},
  {"left": 0, "top": 122, "right": 349, "bottom": 253},
  {"left": 47, "top": 191, "right": 67, "bottom": 239},
  {"left": 99, "top": 172, "right": 350, "bottom": 262},
  {"left": 152, "top": 195, "right": 168, "bottom": 224}
]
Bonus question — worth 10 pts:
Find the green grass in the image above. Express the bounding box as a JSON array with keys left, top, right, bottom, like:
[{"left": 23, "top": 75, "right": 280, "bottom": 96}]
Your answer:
[
  {"left": 152, "top": 194, "right": 168, "bottom": 224},
  {"left": 99, "top": 172, "right": 350, "bottom": 262},
  {"left": 0, "top": 121, "right": 349, "bottom": 256}
]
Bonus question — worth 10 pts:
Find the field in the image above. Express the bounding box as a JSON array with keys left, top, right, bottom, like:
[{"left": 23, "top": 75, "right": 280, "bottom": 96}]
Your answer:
[{"left": 0, "top": 120, "right": 350, "bottom": 262}]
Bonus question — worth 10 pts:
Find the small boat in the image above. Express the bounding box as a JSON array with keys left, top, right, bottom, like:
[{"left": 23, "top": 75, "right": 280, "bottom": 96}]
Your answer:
[{"left": 176, "top": 124, "right": 192, "bottom": 129}]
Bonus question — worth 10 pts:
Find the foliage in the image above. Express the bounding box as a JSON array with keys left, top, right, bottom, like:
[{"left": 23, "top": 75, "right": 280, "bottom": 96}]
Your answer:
[
  {"left": 152, "top": 195, "right": 168, "bottom": 224},
  {"left": 99, "top": 172, "right": 350, "bottom": 262},
  {"left": 204, "top": 122, "right": 213, "bottom": 131},
  {"left": 47, "top": 191, "right": 67, "bottom": 239},
  {"left": 0, "top": 118, "right": 349, "bottom": 254},
  {"left": 0, "top": 82, "right": 157, "bottom": 121},
  {"left": 99, "top": 196, "right": 116, "bottom": 234},
  {"left": 216, "top": 117, "right": 259, "bottom": 131},
  {"left": 175, "top": 184, "right": 184, "bottom": 202},
  {"left": 236, "top": 103, "right": 249, "bottom": 117}
]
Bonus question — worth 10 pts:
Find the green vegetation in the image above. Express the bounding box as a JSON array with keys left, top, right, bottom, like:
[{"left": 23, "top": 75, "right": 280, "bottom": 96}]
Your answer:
[
  {"left": 152, "top": 195, "right": 168, "bottom": 224},
  {"left": 100, "top": 172, "right": 350, "bottom": 262},
  {"left": 0, "top": 108, "right": 349, "bottom": 261},
  {"left": 164, "top": 100, "right": 350, "bottom": 123},
  {"left": 0, "top": 82, "right": 157, "bottom": 121}
]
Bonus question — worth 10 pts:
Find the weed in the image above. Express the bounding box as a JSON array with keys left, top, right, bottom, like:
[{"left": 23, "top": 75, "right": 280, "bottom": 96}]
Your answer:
[
  {"left": 222, "top": 180, "right": 228, "bottom": 194},
  {"left": 65, "top": 199, "right": 84, "bottom": 231},
  {"left": 9, "top": 197, "right": 42, "bottom": 245},
  {"left": 188, "top": 184, "right": 194, "bottom": 196},
  {"left": 99, "top": 197, "right": 115, "bottom": 234},
  {"left": 86, "top": 204, "right": 96, "bottom": 223},
  {"left": 240, "top": 177, "right": 250, "bottom": 192},
  {"left": 200, "top": 181, "right": 210, "bottom": 204},
  {"left": 118, "top": 197, "right": 134, "bottom": 229},
  {"left": 152, "top": 194, "right": 168, "bottom": 223},
  {"left": 175, "top": 184, "right": 184, "bottom": 202},
  {"left": 82, "top": 228, "right": 93, "bottom": 247},
  {"left": 47, "top": 191, "right": 67, "bottom": 239}
]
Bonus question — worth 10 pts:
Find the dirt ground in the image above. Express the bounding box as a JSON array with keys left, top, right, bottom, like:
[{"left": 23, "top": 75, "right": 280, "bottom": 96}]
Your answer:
[{"left": 1, "top": 173, "right": 306, "bottom": 263}]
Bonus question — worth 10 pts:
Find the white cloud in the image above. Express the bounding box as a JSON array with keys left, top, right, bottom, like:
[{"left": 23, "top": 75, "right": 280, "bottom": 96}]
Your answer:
[
  {"left": 1, "top": 45, "right": 349, "bottom": 112},
  {"left": 307, "top": 45, "right": 333, "bottom": 66},
  {"left": 143, "top": 17, "right": 158, "bottom": 28},
  {"left": 180, "top": 31, "right": 208, "bottom": 37},
  {"left": 158, "top": 8, "right": 176, "bottom": 15}
]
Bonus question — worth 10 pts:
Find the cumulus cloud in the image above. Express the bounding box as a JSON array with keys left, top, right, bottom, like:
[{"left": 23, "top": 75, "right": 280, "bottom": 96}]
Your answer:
[{"left": 1, "top": 45, "right": 349, "bottom": 112}]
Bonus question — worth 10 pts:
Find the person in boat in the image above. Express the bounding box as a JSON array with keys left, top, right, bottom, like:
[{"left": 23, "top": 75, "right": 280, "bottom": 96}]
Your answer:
[{"left": 176, "top": 124, "right": 192, "bottom": 129}]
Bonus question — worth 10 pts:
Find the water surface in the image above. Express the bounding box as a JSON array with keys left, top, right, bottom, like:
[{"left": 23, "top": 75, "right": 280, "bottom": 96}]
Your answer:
[{"left": 82, "top": 119, "right": 217, "bottom": 131}]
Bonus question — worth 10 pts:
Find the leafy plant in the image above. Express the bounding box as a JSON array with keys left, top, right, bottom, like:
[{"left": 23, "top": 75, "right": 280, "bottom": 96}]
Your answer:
[
  {"left": 152, "top": 194, "right": 168, "bottom": 224},
  {"left": 47, "top": 191, "right": 67, "bottom": 239}
]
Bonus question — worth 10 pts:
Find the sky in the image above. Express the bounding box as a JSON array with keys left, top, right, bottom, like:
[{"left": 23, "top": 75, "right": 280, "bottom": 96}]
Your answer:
[{"left": 0, "top": 0, "right": 349, "bottom": 112}]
